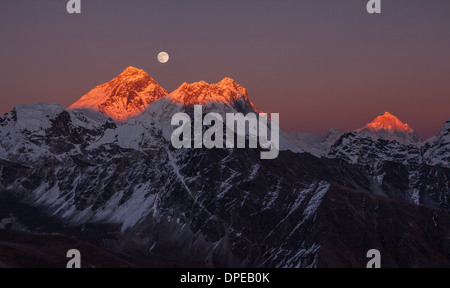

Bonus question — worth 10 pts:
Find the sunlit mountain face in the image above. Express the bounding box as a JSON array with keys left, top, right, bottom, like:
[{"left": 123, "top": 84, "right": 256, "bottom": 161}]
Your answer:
[
  {"left": 68, "top": 67, "right": 168, "bottom": 122},
  {"left": 68, "top": 67, "right": 262, "bottom": 123},
  {"left": 167, "top": 77, "right": 260, "bottom": 111},
  {"left": 356, "top": 112, "right": 422, "bottom": 145},
  {"left": 359, "top": 112, "right": 414, "bottom": 133}
]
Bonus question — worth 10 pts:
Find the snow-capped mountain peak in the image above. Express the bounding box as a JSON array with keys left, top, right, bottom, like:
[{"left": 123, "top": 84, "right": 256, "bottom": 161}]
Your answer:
[
  {"left": 139, "top": 77, "right": 263, "bottom": 126},
  {"left": 68, "top": 66, "right": 168, "bottom": 123},
  {"left": 356, "top": 112, "right": 421, "bottom": 145},
  {"left": 358, "top": 111, "right": 414, "bottom": 133},
  {"left": 167, "top": 77, "right": 260, "bottom": 112}
]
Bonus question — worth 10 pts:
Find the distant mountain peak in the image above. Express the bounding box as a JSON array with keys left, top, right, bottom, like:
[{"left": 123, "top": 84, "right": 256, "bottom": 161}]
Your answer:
[
  {"left": 359, "top": 111, "right": 414, "bottom": 133},
  {"left": 68, "top": 67, "right": 168, "bottom": 123},
  {"left": 356, "top": 112, "right": 421, "bottom": 144}
]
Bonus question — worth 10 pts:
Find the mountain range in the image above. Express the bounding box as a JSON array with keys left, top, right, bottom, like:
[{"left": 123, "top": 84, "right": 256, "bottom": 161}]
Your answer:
[{"left": 0, "top": 66, "right": 449, "bottom": 268}]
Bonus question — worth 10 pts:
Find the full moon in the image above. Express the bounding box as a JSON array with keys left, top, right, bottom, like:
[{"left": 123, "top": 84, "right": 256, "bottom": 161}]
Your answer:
[{"left": 157, "top": 52, "right": 169, "bottom": 64}]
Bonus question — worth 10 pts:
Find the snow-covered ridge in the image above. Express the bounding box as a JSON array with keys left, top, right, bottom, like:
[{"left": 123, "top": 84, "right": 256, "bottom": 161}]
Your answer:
[
  {"left": 13, "top": 102, "right": 65, "bottom": 132},
  {"left": 0, "top": 102, "right": 100, "bottom": 163},
  {"left": 422, "top": 119, "right": 450, "bottom": 168},
  {"left": 327, "top": 132, "right": 422, "bottom": 166},
  {"left": 288, "top": 128, "right": 344, "bottom": 157}
]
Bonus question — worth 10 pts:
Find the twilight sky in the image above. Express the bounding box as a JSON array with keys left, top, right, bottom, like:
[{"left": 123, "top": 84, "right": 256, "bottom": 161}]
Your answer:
[{"left": 1, "top": 0, "right": 449, "bottom": 139}]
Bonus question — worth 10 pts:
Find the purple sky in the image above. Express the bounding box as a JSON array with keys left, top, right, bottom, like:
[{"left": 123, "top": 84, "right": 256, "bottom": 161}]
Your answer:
[{"left": 1, "top": 0, "right": 450, "bottom": 139}]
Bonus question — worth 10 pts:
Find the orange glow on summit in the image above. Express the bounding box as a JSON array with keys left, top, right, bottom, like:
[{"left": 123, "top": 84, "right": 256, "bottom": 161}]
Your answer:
[
  {"left": 359, "top": 112, "right": 414, "bottom": 133},
  {"left": 166, "top": 77, "right": 261, "bottom": 113},
  {"left": 68, "top": 67, "right": 261, "bottom": 122},
  {"left": 68, "top": 67, "right": 168, "bottom": 122}
]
